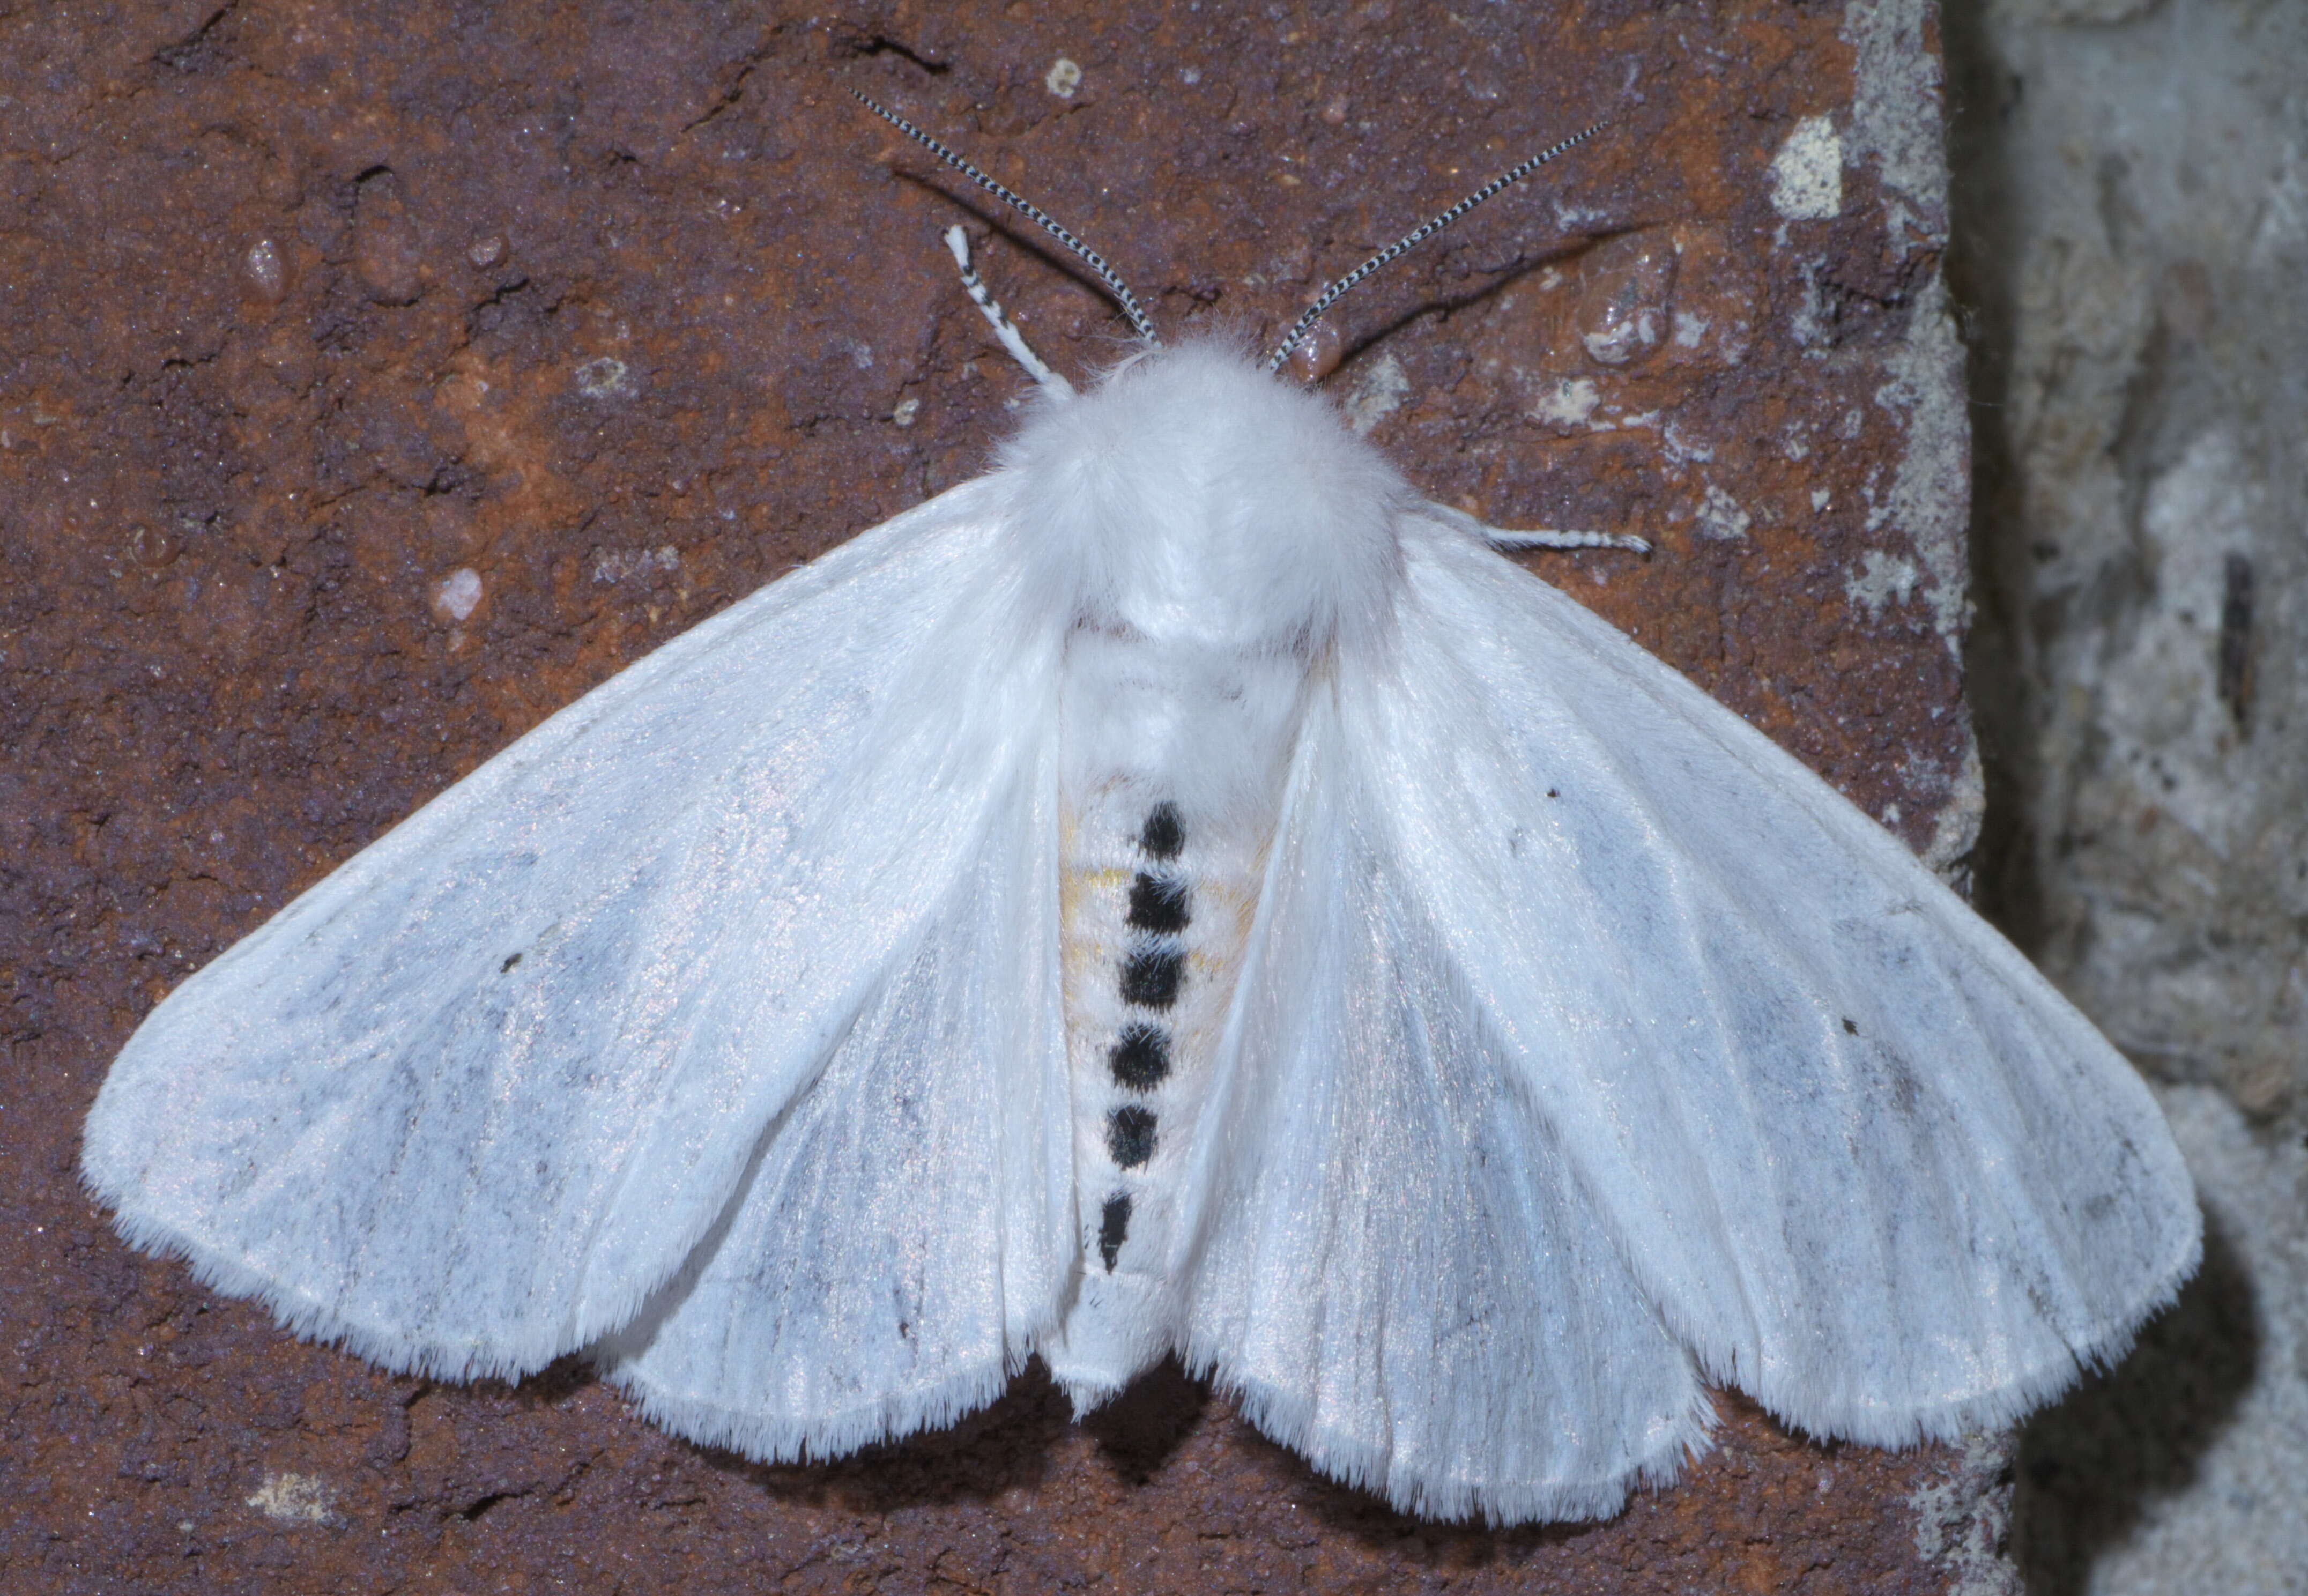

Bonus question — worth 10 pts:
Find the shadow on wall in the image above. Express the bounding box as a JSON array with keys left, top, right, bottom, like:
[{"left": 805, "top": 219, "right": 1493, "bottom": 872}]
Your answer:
[
  {"left": 1939, "top": 0, "right": 2043, "bottom": 961},
  {"left": 2011, "top": 1209, "right": 2259, "bottom": 1595}
]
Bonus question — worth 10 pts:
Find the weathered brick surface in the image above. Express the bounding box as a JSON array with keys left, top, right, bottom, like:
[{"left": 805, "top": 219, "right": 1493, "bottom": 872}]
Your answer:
[{"left": 1, "top": 2, "right": 2000, "bottom": 1590}]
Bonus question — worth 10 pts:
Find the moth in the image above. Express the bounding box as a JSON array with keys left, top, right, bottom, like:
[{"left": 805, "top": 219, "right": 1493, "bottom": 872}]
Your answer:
[{"left": 84, "top": 93, "right": 2200, "bottom": 1526}]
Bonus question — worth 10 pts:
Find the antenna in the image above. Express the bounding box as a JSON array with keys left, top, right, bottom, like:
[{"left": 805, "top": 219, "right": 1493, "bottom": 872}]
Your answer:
[
  {"left": 850, "top": 90, "right": 1160, "bottom": 346},
  {"left": 1266, "top": 121, "right": 1607, "bottom": 373}
]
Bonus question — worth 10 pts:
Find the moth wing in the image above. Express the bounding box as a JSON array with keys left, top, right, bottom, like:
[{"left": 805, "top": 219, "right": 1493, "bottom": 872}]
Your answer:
[
  {"left": 1338, "top": 513, "right": 2201, "bottom": 1447},
  {"left": 1170, "top": 693, "right": 1711, "bottom": 1525},
  {"left": 85, "top": 480, "right": 1076, "bottom": 1445},
  {"left": 589, "top": 730, "right": 1067, "bottom": 1460}
]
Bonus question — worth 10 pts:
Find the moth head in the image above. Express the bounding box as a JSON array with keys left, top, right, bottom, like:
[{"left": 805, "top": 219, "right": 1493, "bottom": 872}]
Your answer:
[
  {"left": 999, "top": 342, "right": 1408, "bottom": 655},
  {"left": 848, "top": 91, "right": 1611, "bottom": 653}
]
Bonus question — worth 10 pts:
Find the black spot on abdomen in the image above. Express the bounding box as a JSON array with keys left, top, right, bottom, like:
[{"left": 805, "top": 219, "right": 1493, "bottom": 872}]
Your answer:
[
  {"left": 1107, "top": 1105, "right": 1157, "bottom": 1168},
  {"left": 1126, "top": 872, "right": 1190, "bottom": 934},
  {"left": 1109, "top": 1022, "right": 1171, "bottom": 1089},
  {"left": 1138, "top": 803, "right": 1185, "bottom": 859},
  {"left": 1099, "top": 1192, "right": 1133, "bottom": 1271},
  {"left": 1120, "top": 946, "right": 1184, "bottom": 1008}
]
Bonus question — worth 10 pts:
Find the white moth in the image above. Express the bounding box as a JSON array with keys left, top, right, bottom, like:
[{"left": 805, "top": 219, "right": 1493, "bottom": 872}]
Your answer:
[{"left": 83, "top": 96, "right": 2200, "bottom": 1527}]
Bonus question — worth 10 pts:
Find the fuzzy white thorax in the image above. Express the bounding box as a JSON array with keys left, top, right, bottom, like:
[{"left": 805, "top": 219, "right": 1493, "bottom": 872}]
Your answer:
[{"left": 999, "top": 343, "right": 1408, "bottom": 658}]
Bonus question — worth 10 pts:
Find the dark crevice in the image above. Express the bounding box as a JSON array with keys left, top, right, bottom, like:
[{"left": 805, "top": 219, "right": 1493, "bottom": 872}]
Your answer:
[
  {"left": 826, "top": 27, "right": 953, "bottom": 76},
  {"left": 463, "top": 276, "right": 548, "bottom": 345},
  {"left": 421, "top": 464, "right": 477, "bottom": 499},
  {"left": 681, "top": 37, "right": 784, "bottom": 136},
  {"left": 457, "top": 1489, "right": 522, "bottom": 1523},
  {"left": 154, "top": 1, "right": 242, "bottom": 73},
  {"left": 2217, "top": 553, "right": 2253, "bottom": 734},
  {"left": 1810, "top": 248, "right": 1942, "bottom": 347},
  {"left": 154, "top": 349, "right": 225, "bottom": 380},
  {"left": 471, "top": 276, "right": 533, "bottom": 313}
]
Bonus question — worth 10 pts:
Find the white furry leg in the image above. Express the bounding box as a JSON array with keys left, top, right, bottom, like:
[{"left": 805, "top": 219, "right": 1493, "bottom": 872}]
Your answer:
[
  {"left": 1485, "top": 525, "right": 1652, "bottom": 554},
  {"left": 944, "top": 226, "right": 1074, "bottom": 395}
]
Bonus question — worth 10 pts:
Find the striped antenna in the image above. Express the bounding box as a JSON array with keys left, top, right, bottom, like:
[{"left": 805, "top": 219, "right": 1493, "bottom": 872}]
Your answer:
[
  {"left": 851, "top": 90, "right": 1160, "bottom": 346},
  {"left": 1266, "top": 120, "right": 1607, "bottom": 373}
]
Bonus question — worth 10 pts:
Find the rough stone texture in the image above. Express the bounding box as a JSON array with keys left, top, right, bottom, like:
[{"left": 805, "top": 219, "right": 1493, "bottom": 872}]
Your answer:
[
  {"left": 1, "top": 2, "right": 2004, "bottom": 1590},
  {"left": 1956, "top": 0, "right": 2306, "bottom": 1133},
  {"left": 1945, "top": 0, "right": 2308, "bottom": 1588}
]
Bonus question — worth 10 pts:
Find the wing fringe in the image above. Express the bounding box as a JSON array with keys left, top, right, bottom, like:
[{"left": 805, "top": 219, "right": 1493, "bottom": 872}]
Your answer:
[
  {"left": 605, "top": 1352, "right": 1031, "bottom": 1467},
  {"left": 1182, "top": 1343, "right": 1718, "bottom": 1525}
]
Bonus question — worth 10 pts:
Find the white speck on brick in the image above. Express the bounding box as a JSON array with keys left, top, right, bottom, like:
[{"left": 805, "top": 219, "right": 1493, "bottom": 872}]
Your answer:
[
  {"left": 1663, "top": 420, "right": 1715, "bottom": 464},
  {"left": 1771, "top": 115, "right": 1844, "bottom": 220},
  {"left": 1696, "top": 482, "right": 1753, "bottom": 541},
  {"left": 593, "top": 547, "right": 681, "bottom": 585},
  {"left": 246, "top": 1473, "right": 336, "bottom": 1526},
  {"left": 1344, "top": 353, "right": 1409, "bottom": 435},
  {"left": 432, "top": 568, "right": 483, "bottom": 621},
  {"left": 574, "top": 357, "right": 633, "bottom": 398},
  {"left": 1530, "top": 377, "right": 1600, "bottom": 427},
  {"left": 1847, "top": 548, "right": 1920, "bottom": 617}
]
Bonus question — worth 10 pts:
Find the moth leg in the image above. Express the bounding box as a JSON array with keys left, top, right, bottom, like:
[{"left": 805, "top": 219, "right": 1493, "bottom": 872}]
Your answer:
[
  {"left": 1419, "top": 500, "right": 1652, "bottom": 556},
  {"left": 943, "top": 225, "right": 1075, "bottom": 397},
  {"left": 1485, "top": 525, "right": 1652, "bottom": 555}
]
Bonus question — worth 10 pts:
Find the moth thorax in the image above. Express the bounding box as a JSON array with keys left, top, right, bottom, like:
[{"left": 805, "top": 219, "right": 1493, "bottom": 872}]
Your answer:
[{"left": 1002, "top": 342, "right": 1408, "bottom": 654}]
